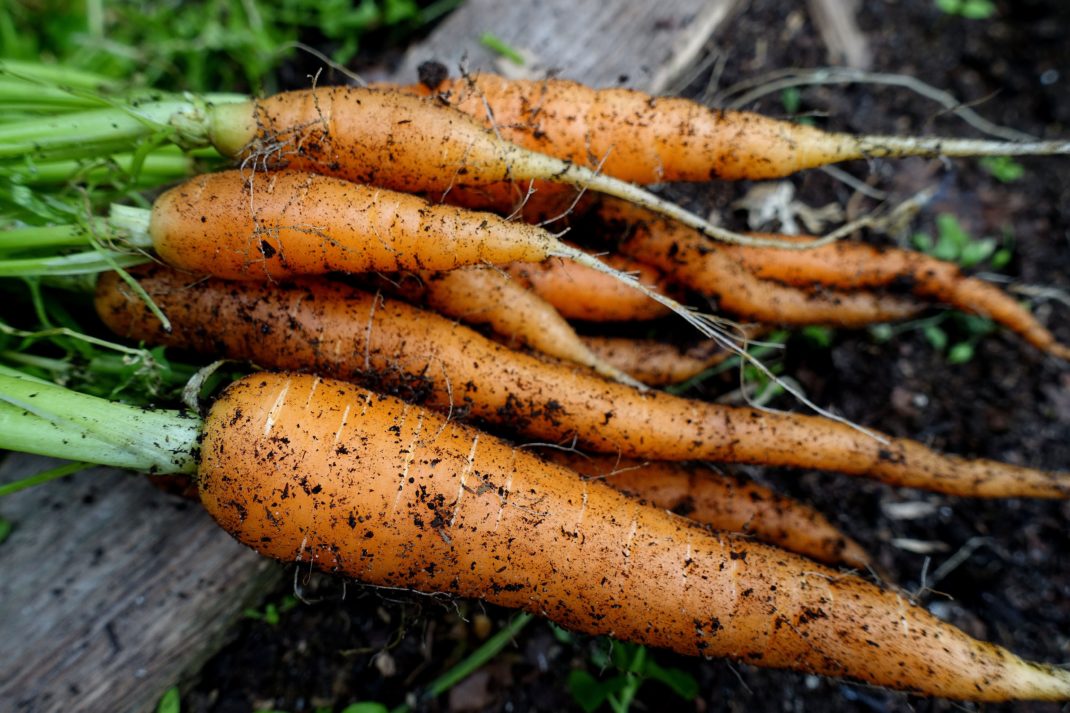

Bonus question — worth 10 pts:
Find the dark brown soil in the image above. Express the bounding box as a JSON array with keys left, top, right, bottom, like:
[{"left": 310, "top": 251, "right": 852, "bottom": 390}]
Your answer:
[{"left": 185, "top": 2, "right": 1070, "bottom": 712}]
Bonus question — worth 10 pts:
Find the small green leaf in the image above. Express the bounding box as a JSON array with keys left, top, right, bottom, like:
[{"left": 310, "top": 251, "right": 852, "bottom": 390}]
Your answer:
[
  {"left": 609, "top": 641, "right": 642, "bottom": 671},
  {"left": 991, "top": 248, "right": 1012, "bottom": 269},
  {"left": 339, "top": 703, "right": 390, "bottom": 713},
  {"left": 923, "top": 325, "right": 949, "bottom": 351},
  {"left": 156, "top": 686, "right": 180, "bottom": 713},
  {"left": 958, "top": 314, "right": 995, "bottom": 336},
  {"left": 961, "top": 0, "right": 996, "bottom": 19},
  {"left": 935, "top": 0, "right": 961, "bottom": 13},
  {"left": 781, "top": 87, "right": 801, "bottom": 115},
  {"left": 588, "top": 639, "right": 613, "bottom": 669},
  {"left": 912, "top": 232, "right": 934, "bottom": 253},
  {"left": 643, "top": 660, "right": 699, "bottom": 700},
  {"left": 800, "top": 325, "right": 834, "bottom": 349},
  {"left": 568, "top": 669, "right": 619, "bottom": 713},
  {"left": 980, "top": 156, "right": 1024, "bottom": 183},
  {"left": 948, "top": 342, "right": 975, "bottom": 364},
  {"left": 958, "top": 237, "right": 997, "bottom": 268},
  {"left": 0, "top": 517, "right": 12, "bottom": 545},
  {"left": 548, "top": 622, "right": 575, "bottom": 644},
  {"left": 935, "top": 213, "right": 969, "bottom": 256}
]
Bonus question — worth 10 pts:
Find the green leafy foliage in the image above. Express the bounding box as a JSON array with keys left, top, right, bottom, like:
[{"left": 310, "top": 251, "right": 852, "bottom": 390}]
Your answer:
[
  {"left": 871, "top": 312, "right": 996, "bottom": 364},
  {"left": 2, "top": 0, "right": 458, "bottom": 93},
  {"left": 338, "top": 704, "right": 390, "bottom": 713},
  {"left": 980, "top": 155, "right": 1025, "bottom": 183},
  {"left": 780, "top": 87, "right": 801, "bottom": 114},
  {"left": 568, "top": 640, "right": 697, "bottom": 713},
  {"left": 243, "top": 594, "right": 299, "bottom": 626},
  {"left": 0, "top": 516, "right": 11, "bottom": 544},
  {"left": 935, "top": 0, "right": 997, "bottom": 19},
  {"left": 911, "top": 213, "right": 1008, "bottom": 269},
  {"left": 156, "top": 686, "right": 180, "bottom": 713}
]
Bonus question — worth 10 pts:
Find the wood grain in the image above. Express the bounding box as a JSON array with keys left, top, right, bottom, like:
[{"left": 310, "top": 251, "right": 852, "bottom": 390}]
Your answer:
[
  {"left": 392, "top": 0, "right": 744, "bottom": 92},
  {"left": 0, "top": 457, "right": 280, "bottom": 713}
]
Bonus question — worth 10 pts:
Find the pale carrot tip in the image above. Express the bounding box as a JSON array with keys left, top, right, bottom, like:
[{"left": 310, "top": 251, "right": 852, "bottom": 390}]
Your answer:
[
  {"left": 1009, "top": 660, "right": 1070, "bottom": 700},
  {"left": 1049, "top": 343, "right": 1070, "bottom": 361}
]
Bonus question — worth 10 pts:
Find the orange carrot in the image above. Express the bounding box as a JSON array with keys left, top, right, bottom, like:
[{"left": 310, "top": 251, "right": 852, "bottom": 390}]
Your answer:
[
  {"left": 404, "top": 71, "right": 1070, "bottom": 182},
  {"left": 95, "top": 266, "right": 1070, "bottom": 498},
  {"left": 539, "top": 451, "right": 870, "bottom": 568},
  {"left": 503, "top": 250, "right": 673, "bottom": 322},
  {"left": 596, "top": 198, "right": 1068, "bottom": 355},
  {"left": 721, "top": 233, "right": 1070, "bottom": 359},
  {"left": 6, "top": 369, "right": 1067, "bottom": 700},
  {"left": 199, "top": 371, "right": 1070, "bottom": 700},
  {"left": 202, "top": 85, "right": 737, "bottom": 242},
  {"left": 578, "top": 336, "right": 735, "bottom": 386},
  {"left": 118, "top": 169, "right": 713, "bottom": 337},
  {"left": 377, "top": 266, "right": 642, "bottom": 386}
]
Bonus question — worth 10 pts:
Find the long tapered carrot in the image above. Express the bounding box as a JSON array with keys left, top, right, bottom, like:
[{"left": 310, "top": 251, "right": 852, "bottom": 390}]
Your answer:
[
  {"left": 578, "top": 336, "right": 736, "bottom": 386},
  {"left": 95, "top": 266, "right": 1070, "bottom": 498},
  {"left": 404, "top": 71, "right": 1070, "bottom": 182},
  {"left": 538, "top": 451, "right": 870, "bottom": 568},
  {"left": 197, "top": 372, "right": 1070, "bottom": 701},
  {"left": 110, "top": 168, "right": 717, "bottom": 339},
  {"left": 595, "top": 199, "right": 1069, "bottom": 355},
  {"left": 503, "top": 251, "right": 673, "bottom": 322},
  {"left": 201, "top": 86, "right": 740, "bottom": 243},
  {"left": 6, "top": 369, "right": 1067, "bottom": 700},
  {"left": 720, "top": 233, "right": 1070, "bottom": 359},
  {"left": 378, "top": 266, "right": 641, "bottom": 386}
]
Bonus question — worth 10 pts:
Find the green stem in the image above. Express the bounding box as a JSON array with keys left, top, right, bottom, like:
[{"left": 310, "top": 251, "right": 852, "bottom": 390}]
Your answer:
[
  {"left": 0, "top": 80, "right": 111, "bottom": 111},
  {"left": 0, "top": 93, "right": 247, "bottom": 163},
  {"left": 0, "top": 249, "right": 149, "bottom": 277},
  {"left": 0, "top": 369, "right": 199, "bottom": 474},
  {"left": 0, "top": 59, "right": 118, "bottom": 91},
  {"left": 108, "top": 204, "right": 154, "bottom": 246},
  {"left": 0, "top": 100, "right": 200, "bottom": 161},
  {"left": 0, "top": 351, "right": 76, "bottom": 374},
  {"left": 0, "top": 222, "right": 103, "bottom": 252},
  {"left": 391, "top": 612, "right": 534, "bottom": 713},
  {"left": 0, "top": 461, "right": 90, "bottom": 497},
  {"left": 4, "top": 152, "right": 194, "bottom": 186}
]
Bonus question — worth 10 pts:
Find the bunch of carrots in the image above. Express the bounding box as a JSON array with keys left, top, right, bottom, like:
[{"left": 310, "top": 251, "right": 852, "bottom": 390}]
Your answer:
[{"left": 2, "top": 60, "right": 1070, "bottom": 701}]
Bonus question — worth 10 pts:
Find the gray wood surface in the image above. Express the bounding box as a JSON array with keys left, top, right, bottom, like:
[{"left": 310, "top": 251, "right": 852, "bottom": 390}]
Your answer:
[
  {"left": 0, "top": 455, "right": 280, "bottom": 713},
  {"left": 392, "top": 0, "right": 744, "bottom": 92},
  {"left": 0, "top": 1, "right": 742, "bottom": 711}
]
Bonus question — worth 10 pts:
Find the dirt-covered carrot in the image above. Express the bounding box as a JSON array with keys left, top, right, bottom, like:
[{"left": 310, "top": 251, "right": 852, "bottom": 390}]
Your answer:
[
  {"left": 405, "top": 70, "right": 1070, "bottom": 182},
  {"left": 106, "top": 169, "right": 716, "bottom": 338},
  {"left": 4, "top": 369, "right": 1069, "bottom": 700},
  {"left": 538, "top": 451, "right": 870, "bottom": 568},
  {"left": 720, "top": 233, "right": 1070, "bottom": 359},
  {"left": 578, "top": 336, "right": 736, "bottom": 386},
  {"left": 595, "top": 199, "right": 1069, "bottom": 355},
  {"left": 503, "top": 251, "right": 673, "bottom": 322},
  {"left": 0, "top": 83, "right": 744, "bottom": 242},
  {"left": 376, "top": 266, "right": 642, "bottom": 386},
  {"left": 95, "top": 266, "right": 1070, "bottom": 498}
]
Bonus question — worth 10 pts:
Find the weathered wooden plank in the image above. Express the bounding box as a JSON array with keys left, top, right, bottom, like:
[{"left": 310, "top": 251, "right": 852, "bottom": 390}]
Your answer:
[
  {"left": 0, "top": 2, "right": 743, "bottom": 712},
  {"left": 0, "top": 456, "right": 281, "bottom": 713},
  {"left": 392, "top": 0, "right": 744, "bottom": 92}
]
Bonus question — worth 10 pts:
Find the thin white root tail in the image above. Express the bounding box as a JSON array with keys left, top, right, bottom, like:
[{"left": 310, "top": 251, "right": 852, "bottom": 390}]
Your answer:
[{"left": 855, "top": 136, "right": 1070, "bottom": 159}]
